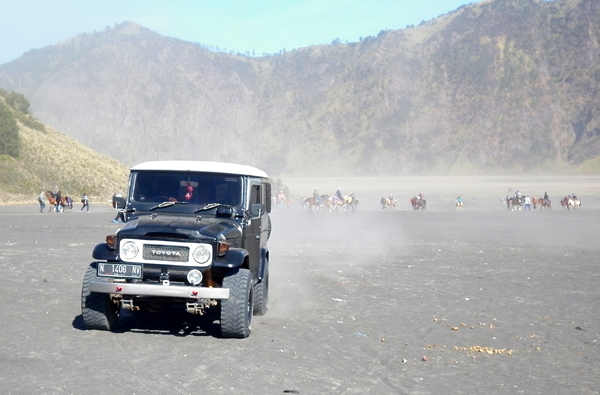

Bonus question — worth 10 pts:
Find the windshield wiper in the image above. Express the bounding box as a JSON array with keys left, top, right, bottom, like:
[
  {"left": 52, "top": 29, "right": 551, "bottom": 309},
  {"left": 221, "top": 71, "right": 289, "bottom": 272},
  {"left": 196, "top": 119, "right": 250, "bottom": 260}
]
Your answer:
[
  {"left": 193, "top": 202, "right": 225, "bottom": 213},
  {"left": 149, "top": 201, "right": 188, "bottom": 211}
]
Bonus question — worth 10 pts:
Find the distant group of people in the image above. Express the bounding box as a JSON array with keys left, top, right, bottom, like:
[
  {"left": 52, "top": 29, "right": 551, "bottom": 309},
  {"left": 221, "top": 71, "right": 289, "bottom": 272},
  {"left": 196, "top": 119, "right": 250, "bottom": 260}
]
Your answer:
[
  {"left": 37, "top": 186, "right": 64, "bottom": 213},
  {"left": 311, "top": 187, "right": 347, "bottom": 204},
  {"left": 36, "top": 186, "right": 89, "bottom": 213},
  {"left": 505, "top": 190, "right": 554, "bottom": 211},
  {"left": 35, "top": 185, "right": 130, "bottom": 223}
]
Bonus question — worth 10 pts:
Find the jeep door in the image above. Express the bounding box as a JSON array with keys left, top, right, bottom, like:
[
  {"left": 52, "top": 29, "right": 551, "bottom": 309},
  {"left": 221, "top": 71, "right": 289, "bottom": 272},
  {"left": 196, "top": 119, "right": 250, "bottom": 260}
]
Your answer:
[{"left": 244, "top": 180, "right": 267, "bottom": 276}]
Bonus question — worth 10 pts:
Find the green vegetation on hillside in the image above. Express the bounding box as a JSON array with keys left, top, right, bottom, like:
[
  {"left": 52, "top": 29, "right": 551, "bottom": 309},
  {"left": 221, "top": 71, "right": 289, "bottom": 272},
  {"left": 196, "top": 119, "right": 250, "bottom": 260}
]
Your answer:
[
  {"left": 0, "top": 101, "right": 20, "bottom": 157},
  {"left": 0, "top": 92, "right": 129, "bottom": 204}
]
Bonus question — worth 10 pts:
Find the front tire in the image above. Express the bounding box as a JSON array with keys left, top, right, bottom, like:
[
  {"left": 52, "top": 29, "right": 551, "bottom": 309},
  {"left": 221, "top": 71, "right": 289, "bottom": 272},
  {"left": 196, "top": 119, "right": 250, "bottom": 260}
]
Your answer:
[
  {"left": 81, "top": 263, "right": 119, "bottom": 331},
  {"left": 220, "top": 268, "right": 253, "bottom": 338}
]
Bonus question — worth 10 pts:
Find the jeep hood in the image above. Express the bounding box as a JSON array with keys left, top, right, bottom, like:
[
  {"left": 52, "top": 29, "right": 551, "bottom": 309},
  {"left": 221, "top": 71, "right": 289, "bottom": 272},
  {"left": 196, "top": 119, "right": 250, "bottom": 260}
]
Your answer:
[{"left": 117, "top": 215, "right": 242, "bottom": 241}]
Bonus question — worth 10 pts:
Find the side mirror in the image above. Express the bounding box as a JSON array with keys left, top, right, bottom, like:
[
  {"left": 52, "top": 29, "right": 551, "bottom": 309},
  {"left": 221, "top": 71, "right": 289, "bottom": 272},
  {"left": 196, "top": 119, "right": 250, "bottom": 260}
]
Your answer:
[{"left": 250, "top": 203, "right": 265, "bottom": 218}]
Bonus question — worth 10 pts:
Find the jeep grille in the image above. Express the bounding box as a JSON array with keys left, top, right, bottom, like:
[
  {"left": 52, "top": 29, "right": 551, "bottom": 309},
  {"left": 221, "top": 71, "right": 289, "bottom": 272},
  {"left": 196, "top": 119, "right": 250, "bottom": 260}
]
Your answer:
[{"left": 143, "top": 244, "right": 189, "bottom": 262}]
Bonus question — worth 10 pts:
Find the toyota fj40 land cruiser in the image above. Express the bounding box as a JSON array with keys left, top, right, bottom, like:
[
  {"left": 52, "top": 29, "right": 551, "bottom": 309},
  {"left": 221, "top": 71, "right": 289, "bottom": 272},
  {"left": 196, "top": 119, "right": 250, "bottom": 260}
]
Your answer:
[{"left": 81, "top": 161, "right": 272, "bottom": 338}]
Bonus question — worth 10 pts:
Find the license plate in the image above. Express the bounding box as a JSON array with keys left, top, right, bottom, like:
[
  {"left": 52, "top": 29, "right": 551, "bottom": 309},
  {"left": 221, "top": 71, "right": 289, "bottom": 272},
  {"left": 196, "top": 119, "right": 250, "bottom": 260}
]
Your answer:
[{"left": 97, "top": 263, "right": 142, "bottom": 279}]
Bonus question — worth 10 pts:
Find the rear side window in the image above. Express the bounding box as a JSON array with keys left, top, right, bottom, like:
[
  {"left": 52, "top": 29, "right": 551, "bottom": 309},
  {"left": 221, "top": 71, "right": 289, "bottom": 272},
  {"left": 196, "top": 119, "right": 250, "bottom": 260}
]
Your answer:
[{"left": 250, "top": 184, "right": 261, "bottom": 205}]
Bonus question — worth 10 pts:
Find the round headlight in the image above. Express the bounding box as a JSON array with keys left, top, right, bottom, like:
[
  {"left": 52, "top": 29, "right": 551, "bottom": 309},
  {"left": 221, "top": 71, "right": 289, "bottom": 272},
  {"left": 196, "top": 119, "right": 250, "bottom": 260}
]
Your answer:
[
  {"left": 192, "top": 245, "right": 211, "bottom": 264},
  {"left": 187, "top": 269, "right": 203, "bottom": 286},
  {"left": 121, "top": 241, "right": 139, "bottom": 260}
]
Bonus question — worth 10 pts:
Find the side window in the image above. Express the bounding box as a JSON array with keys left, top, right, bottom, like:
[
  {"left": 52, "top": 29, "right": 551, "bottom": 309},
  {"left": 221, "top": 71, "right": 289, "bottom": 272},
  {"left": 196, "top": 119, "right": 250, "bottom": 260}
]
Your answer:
[{"left": 250, "top": 184, "right": 261, "bottom": 205}]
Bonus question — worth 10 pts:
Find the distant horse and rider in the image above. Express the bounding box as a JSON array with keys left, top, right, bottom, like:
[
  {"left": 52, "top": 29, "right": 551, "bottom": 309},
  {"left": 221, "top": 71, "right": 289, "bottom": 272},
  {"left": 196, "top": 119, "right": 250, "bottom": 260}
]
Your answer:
[
  {"left": 561, "top": 195, "right": 581, "bottom": 210},
  {"left": 343, "top": 193, "right": 359, "bottom": 212},
  {"left": 301, "top": 192, "right": 358, "bottom": 213},
  {"left": 410, "top": 193, "right": 426, "bottom": 210},
  {"left": 301, "top": 195, "right": 327, "bottom": 212},
  {"left": 44, "top": 191, "right": 73, "bottom": 213},
  {"left": 380, "top": 197, "right": 397, "bottom": 210},
  {"left": 532, "top": 196, "right": 552, "bottom": 210},
  {"left": 327, "top": 195, "right": 346, "bottom": 213},
  {"left": 455, "top": 197, "right": 464, "bottom": 210},
  {"left": 505, "top": 195, "right": 523, "bottom": 211}
]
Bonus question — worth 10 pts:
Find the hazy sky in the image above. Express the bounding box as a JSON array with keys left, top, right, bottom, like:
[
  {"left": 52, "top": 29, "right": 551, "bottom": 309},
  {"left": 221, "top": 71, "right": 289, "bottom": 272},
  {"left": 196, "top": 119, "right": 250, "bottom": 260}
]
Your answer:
[{"left": 0, "top": 0, "right": 478, "bottom": 64}]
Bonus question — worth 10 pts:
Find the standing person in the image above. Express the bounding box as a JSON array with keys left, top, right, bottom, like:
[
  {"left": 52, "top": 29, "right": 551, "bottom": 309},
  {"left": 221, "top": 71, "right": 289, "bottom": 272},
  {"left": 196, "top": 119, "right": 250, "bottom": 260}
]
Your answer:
[
  {"left": 80, "top": 192, "right": 89, "bottom": 212},
  {"left": 38, "top": 191, "right": 46, "bottom": 212},
  {"left": 112, "top": 192, "right": 126, "bottom": 223},
  {"left": 524, "top": 195, "right": 532, "bottom": 211},
  {"left": 53, "top": 186, "right": 62, "bottom": 213}
]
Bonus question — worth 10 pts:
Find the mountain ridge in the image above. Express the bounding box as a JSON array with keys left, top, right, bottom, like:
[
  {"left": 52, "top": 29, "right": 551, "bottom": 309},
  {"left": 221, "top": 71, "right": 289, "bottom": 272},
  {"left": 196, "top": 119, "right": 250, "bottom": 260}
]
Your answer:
[{"left": 0, "top": 0, "right": 598, "bottom": 176}]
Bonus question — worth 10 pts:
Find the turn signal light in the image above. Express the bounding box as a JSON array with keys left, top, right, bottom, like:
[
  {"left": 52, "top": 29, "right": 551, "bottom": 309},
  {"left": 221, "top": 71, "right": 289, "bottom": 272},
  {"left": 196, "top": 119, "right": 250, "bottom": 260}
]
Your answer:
[
  {"left": 106, "top": 234, "right": 117, "bottom": 250},
  {"left": 217, "top": 241, "right": 229, "bottom": 257}
]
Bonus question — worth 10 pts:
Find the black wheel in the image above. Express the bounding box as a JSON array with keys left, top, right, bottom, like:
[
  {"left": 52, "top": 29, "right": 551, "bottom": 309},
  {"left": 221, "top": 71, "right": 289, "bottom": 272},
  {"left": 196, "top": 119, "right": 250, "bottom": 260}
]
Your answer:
[
  {"left": 253, "top": 260, "right": 269, "bottom": 316},
  {"left": 220, "top": 268, "right": 253, "bottom": 338},
  {"left": 81, "top": 263, "right": 119, "bottom": 331}
]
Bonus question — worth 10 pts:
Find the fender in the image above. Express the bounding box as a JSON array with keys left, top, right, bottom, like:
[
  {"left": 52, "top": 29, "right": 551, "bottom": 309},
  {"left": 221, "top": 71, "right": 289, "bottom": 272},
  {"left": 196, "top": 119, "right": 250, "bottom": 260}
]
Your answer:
[
  {"left": 256, "top": 247, "right": 269, "bottom": 284},
  {"left": 212, "top": 248, "right": 248, "bottom": 269},
  {"left": 92, "top": 243, "right": 119, "bottom": 261}
]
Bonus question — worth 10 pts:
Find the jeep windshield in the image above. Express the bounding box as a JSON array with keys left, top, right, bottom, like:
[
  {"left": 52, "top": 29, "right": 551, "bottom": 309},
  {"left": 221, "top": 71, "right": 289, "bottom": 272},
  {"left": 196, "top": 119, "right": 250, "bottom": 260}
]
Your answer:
[{"left": 131, "top": 171, "right": 243, "bottom": 210}]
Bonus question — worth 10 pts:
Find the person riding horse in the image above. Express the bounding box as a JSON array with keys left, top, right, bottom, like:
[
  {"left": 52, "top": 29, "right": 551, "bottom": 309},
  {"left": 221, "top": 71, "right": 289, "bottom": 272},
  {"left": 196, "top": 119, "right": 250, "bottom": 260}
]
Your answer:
[
  {"left": 456, "top": 196, "right": 464, "bottom": 210},
  {"left": 335, "top": 187, "right": 343, "bottom": 201},
  {"left": 313, "top": 188, "right": 322, "bottom": 205}
]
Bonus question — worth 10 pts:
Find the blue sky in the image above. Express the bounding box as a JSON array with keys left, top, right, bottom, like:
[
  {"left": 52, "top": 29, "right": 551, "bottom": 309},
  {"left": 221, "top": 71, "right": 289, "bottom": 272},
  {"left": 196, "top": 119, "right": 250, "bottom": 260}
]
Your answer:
[{"left": 0, "top": 0, "right": 478, "bottom": 64}]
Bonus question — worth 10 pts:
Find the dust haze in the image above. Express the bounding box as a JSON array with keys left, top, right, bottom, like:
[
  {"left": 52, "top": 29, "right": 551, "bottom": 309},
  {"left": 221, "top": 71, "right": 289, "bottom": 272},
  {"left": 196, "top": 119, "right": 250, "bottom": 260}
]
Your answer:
[{"left": 0, "top": 175, "right": 598, "bottom": 393}]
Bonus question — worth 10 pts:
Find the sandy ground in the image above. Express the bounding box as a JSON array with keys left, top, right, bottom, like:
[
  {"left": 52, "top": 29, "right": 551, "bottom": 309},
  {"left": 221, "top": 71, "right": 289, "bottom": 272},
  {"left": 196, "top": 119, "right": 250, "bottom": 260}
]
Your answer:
[{"left": 0, "top": 176, "right": 599, "bottom": 394}]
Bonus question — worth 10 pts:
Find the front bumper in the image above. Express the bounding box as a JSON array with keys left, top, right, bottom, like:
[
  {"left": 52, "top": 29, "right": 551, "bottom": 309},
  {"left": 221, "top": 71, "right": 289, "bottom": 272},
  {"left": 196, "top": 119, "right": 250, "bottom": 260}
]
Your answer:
[{"left": 89, "top": 281, "right": 230, "bottom": 300}]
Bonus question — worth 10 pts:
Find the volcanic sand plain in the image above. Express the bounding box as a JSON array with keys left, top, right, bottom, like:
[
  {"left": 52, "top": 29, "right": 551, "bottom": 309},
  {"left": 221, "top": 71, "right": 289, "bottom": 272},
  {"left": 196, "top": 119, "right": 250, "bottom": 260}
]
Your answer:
[{"left": 0, "top": 175, "right": 599, "bottom": 394}]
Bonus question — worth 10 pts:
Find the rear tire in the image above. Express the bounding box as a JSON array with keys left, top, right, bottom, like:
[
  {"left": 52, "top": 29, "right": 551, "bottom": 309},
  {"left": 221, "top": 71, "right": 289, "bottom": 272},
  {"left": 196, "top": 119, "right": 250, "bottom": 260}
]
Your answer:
[
  {"left": 220, "top": 268, "right": 253, "bottom": 338},
  {"left": 253, "top": 260, "right": 269, "bottom": 315},
  {"left": 81, "top": 263, "right": 119, "bottom": 331}
]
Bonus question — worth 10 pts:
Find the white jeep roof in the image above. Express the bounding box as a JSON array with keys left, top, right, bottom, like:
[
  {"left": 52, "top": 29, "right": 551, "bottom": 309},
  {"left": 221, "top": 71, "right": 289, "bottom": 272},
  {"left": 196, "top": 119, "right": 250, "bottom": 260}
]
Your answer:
[{"left": 131, "top": 160, "right": 268, "bottom": 178}]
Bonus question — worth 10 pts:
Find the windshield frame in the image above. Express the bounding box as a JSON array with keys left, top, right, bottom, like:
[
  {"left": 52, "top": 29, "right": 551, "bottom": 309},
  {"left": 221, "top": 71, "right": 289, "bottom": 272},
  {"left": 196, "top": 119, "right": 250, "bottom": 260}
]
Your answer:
[{"left": 128, "top": 170, "right": 245, "bottom": 213}]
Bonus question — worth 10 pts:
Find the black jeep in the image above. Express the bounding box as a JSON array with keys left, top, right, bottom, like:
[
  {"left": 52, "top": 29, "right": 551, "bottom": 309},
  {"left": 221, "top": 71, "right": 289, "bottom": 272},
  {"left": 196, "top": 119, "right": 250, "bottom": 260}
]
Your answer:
[{"left": 81, "top": 161, "right": 272, "bottom": 338}]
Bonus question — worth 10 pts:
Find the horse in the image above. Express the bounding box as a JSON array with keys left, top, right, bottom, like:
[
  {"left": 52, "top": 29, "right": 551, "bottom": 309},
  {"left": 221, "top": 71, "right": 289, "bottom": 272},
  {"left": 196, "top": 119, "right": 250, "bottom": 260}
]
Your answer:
[
  {"left": 455, "top": 200, "right": 464, "bottom": 210},
  {"left": 61, "top": 196, "right": 73, "bottom": 211},
  {"left": 380, "top": 197, "right": 397, "bottom": 210},
  {"left": 506, "top": 196, "right": 522, "bottom": 211},
  {"left": 328, "top": 195, "right": 346, "bottom": 213},
  {"left": 410, "top": 197, "right": 426, "bottom": 210},
  {"left": 301, "top": 196, "right": 325, "bottom": 212},
  {"left": 539, "top": 198, "right": 552, "bottom": 210},
  {"left": 531, "top": 196, "right": 539, "bottom": 210},
  {"left": 45, "top": 191, "right": 62, "bottom": 212},
  {"left": 561, "top": 196, "right": 580, "bottom": 210},
  {"left": 561, "top": 196, "right": 568, "bottom": 209},
  {"left": 568, "top": 197, "right": 581, "bottom": 210}
]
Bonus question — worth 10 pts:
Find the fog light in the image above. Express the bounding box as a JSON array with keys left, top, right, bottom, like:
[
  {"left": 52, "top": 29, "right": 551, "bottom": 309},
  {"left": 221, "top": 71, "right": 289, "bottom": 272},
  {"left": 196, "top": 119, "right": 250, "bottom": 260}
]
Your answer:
[
  {"left": 121, "top": 241, "right": 138, "bottom": 260},
  {"left": 187, "top": 269, "right": 203, "bottom": 286},
  {"left": 192, "top": 245, "right": 211, "bottom": 264}
]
